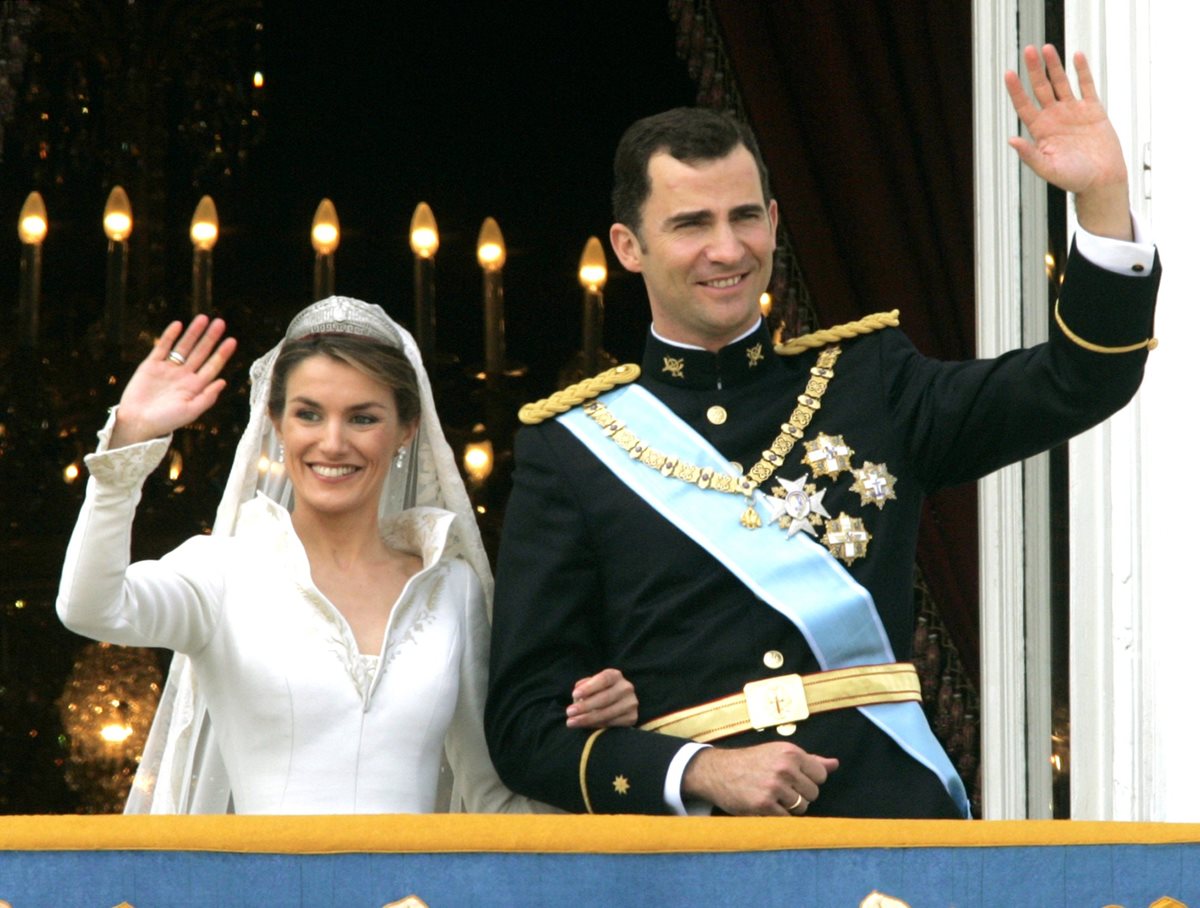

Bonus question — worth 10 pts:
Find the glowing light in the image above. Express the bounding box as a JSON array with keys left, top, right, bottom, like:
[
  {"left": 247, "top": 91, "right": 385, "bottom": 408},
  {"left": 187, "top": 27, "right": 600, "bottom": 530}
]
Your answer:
[
  {"left": 759, "top": 292, "right": 773, "bottom": 317},
  {"left": 253, "top": 70, "right": 264, "bottom": 89},
  {"left": 312, "top": 223, "right": 338, "bottom": 249},
  {"left": 578, "top": 236, "right": 608, "bottom": 290},
  {"left": 311, "top": 198, "right": 340, "bottom": 255},
  {"left": 409, "top": 202, "right": 439, "bottom": 258},
  {"left": 168, "top": 450, "right": 184, "bottom": 481},
  {"left": 478, "top": 243, "right": 503, "bottom": 267},
  {"left": 190, "top": 195, "right": 219, "bottom": 251},
  {"left": 103, "top": 186, "right": 133, "bottom": 242},
  {"left": 63, "top": 463, "right": 81, "bottom": 483},
  {"left": 1044, "top": 252, "right": 1056, "bottom": 280},
  {"left": 192, "top": 222, "right": 217, "bottom": 246},
  {"left": 476, "top": 217, "right": 506, "bottom": 271},
  {"left": 463, "top": 439, "right": 494, "bottom": 484},
  {"left": 18, "top": 191, "right": 47, "bottom": 245},
  {"left": 100, "top": 723, "right": 133, "bottom": 744}
]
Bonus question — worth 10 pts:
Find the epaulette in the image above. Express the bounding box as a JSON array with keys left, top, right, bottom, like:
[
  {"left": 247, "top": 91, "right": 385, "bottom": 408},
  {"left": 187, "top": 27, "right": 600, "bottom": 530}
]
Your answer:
[
  {"left": 518, "top": 363, "right": 642, "bottom": 425},
  {"left": 774, "top": 310, "right": 900, "bottom": 356}
]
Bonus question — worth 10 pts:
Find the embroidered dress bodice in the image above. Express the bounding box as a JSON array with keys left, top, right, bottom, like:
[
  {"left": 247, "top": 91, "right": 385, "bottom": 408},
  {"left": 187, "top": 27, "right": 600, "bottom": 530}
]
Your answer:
[{"left": 57, "top": 435, "right": 519, "bottom": 815}]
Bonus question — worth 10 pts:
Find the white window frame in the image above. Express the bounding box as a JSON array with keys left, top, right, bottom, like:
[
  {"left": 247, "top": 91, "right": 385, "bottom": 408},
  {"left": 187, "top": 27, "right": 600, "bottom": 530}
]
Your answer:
[{"left": 974, "top": 0, "right": 1158, "bottom": 820}]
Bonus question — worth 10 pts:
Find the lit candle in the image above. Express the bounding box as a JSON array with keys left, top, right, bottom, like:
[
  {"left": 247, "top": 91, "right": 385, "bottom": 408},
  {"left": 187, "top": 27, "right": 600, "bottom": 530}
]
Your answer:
[
  {"left": 17, "top": 191, "right": 47, "bottom": 348},
  {"left": 189, "top": 195, "right": 218, "bottom": 315},
  {"left": 103, "top": 186, "right": 132, "bottom": 349},
  {"left": 476, "top": 217, "right": 507, "bottom": 375},
  {"left": 311, "top": 198, "right": 339, "bottom": 301},
  {"left": 409, "top": 201, "right": 439, "bottom": 362},
  {"left": 578, "top": 236, "right": 608, "bottom": 376}
]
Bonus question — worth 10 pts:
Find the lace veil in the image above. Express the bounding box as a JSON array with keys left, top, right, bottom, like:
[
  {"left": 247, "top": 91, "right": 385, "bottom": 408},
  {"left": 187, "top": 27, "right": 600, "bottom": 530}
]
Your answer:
[{"left": 125, "top": 296, "right": 490, "bottom": 813}]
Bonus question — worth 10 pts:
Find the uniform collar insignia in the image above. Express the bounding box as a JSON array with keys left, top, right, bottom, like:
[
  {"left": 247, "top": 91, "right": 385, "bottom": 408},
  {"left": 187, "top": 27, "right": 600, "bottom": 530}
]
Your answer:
[{"left": 642, "top": 321, "right": 778, "bottom": 389}]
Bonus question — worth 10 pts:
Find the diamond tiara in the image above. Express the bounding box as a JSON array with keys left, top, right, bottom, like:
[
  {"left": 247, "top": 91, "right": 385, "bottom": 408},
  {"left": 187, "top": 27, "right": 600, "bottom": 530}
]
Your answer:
[{"left": 284, "top": 296, "right": 399, "bottom": 346}]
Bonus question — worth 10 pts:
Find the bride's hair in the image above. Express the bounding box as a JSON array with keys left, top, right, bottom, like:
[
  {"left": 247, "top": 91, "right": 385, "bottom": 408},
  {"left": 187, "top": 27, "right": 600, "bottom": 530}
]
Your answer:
[{"left": 267, "top": 333, "right": 421, "bottom": 425}]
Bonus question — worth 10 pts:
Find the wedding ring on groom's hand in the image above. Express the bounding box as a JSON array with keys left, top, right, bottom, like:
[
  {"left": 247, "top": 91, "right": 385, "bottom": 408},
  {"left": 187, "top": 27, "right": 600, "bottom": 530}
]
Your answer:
[
  {"left": 788, "top": 792, "right": 806, "bottom": 812},
  {"left": 167, "top": 350, "right": 187, "bottom": 366}
]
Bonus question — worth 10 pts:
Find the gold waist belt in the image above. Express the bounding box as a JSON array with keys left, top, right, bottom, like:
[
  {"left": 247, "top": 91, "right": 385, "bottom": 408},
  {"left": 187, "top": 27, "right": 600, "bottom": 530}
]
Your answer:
[{"left": 641, "top": 663, "right": 923, "bottom": 743}]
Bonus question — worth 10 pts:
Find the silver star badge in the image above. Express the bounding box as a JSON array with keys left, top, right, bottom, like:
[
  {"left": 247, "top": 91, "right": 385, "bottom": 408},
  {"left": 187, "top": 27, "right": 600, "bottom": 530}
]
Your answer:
[{"left": 761, "top": 474, "right": 832, "bottom": 539}]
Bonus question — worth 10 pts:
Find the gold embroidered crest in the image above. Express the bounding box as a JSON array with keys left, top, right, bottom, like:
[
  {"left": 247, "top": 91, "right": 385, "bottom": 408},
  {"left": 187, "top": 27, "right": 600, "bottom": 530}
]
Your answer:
[
  {"left": 662, "top": 356, "right": 685, "bottom": 378},
  {"left": 613, "top": 774, "right": 630, "bottom": 795},
  {"left": 746, "top": 343, "right": 764, "bottom": 367}
]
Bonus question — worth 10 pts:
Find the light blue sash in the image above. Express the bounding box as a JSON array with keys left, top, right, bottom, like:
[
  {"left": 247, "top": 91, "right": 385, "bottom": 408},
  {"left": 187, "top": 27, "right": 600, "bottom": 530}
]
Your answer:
[{"left": 559, "top": 383, "right": 968, "bottom": 816}]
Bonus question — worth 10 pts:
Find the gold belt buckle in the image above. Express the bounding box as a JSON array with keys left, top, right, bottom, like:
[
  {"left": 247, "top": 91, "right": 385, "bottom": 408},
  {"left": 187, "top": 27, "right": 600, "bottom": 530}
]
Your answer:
[{"left": 743, "top": 673, "right": 810, "bottom": 730}]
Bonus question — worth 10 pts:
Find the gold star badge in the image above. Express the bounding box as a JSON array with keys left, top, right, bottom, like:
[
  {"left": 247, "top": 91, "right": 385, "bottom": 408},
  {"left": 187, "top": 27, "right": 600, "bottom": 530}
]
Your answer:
[
  {"left": 613, "top": 774, "right": 630, "bottom": 795},
  {"left": 662, "top": 356, "right": 685, "bottom": 379},
  {"left": 822, "top": 512, "right": 872, "bottom": 565},
  {"left": 746, "top": 343, "right": 764, "bottom": 367},
  {"left": 850, "top": 461, "right": 897, "bottom": 509},
  {"left": 803, "top": 433, "right": 855, "bottom": 479}
]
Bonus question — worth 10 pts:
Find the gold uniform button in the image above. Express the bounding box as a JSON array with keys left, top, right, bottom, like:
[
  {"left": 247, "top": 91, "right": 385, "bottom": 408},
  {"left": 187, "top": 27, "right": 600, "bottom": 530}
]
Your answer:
[
  {"left": 763, "top": 650, "right": 784, "bottom": 669},
  {"left": 706, "top": 405, "right": 727, "bottom": 426}
]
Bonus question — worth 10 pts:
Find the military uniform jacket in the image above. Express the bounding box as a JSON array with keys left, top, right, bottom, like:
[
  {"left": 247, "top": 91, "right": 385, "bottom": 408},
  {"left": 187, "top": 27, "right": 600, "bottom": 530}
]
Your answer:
[{"left": 485, "top": 245, "right": 1160, "bottom": 817}]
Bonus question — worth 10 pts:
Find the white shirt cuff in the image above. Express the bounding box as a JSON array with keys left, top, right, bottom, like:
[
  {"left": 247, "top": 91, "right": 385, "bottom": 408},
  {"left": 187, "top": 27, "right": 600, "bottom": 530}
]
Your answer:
[
  {"left": 664, "top": 742, "right": 714, "bottom": 817},
  {"left": 1074, "top": 210, "right": 1155, "bottom": 276}
]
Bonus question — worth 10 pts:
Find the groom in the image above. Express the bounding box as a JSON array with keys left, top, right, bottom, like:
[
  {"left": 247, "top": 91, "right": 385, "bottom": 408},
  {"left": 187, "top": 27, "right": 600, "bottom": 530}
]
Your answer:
[{"left": 485, "top": 46, "right": 1160, "bottom": 817}]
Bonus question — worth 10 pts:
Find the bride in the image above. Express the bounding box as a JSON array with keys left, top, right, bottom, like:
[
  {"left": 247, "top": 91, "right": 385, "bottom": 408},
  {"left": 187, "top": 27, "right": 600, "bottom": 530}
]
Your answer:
[{"left": 57, "top": 297, "right": 636, "bottom": 814}]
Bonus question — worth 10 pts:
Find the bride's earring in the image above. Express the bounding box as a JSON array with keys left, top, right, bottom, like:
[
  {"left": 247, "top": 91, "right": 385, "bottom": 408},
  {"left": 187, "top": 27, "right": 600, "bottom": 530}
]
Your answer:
[{"left": 394, "top": 447, "right": 407, "bottom": 470}]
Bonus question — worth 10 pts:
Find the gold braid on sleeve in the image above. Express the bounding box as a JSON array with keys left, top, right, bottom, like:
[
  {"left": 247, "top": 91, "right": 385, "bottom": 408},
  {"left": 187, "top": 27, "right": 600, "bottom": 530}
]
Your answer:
[
  {"left": 775, "top": 310, "right": 901, "bottom": 355},
  {"left": 1054, "top": 299, "right": 1158, "bottom": 353},
  {"left": 518, "top": 364, "right": 642, "bottom": 425},
  {"left": 578, "top": 729, "right": 606, "bottom": 814}
]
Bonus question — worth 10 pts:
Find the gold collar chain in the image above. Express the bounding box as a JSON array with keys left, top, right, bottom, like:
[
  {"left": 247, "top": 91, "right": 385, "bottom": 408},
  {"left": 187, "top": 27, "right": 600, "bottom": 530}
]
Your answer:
[{"left": 582, "top": 346, "right": 843, "bottom": 529}]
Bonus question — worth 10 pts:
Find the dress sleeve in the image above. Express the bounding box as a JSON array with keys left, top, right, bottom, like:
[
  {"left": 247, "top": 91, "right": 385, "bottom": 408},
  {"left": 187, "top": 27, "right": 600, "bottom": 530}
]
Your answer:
[
  {"left": 485, "top": 424, "right": 685, "bottom": 815},
  {"left": 441, "top": 560, "right": 539, "bottom": 813},
  {"left": 55, "top": 411, "right": 223, "bottom": 653}
]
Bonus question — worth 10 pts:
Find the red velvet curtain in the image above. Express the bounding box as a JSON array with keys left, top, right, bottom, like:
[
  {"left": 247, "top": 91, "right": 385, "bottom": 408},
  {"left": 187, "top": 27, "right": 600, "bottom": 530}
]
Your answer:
[{"left": 709, "top": 1, "right": 980, "bottom": 679}]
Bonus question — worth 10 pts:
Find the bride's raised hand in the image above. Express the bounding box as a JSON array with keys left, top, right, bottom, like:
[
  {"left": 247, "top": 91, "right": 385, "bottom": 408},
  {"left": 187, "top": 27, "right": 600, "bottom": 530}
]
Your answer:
[
  {"left": 565, "top": 668, "right": 639, "bottom": 729},
  {"left": 110, "top": 315, "right": 238, "bottom": 448}
]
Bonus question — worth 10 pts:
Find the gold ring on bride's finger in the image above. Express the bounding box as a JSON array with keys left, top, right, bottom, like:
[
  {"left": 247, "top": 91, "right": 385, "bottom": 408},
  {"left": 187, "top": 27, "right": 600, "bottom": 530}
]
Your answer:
[
  {"left": 168, "top": 350, "right": 187, "bottom": 366},
  {"left": 788, "top": 793, "right": 805, "bottom": 812}
]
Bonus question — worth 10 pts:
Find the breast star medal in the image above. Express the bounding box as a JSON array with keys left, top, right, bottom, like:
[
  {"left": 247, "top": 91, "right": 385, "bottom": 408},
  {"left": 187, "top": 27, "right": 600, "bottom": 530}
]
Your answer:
[
  {"left": 822, "top": 513, "right": 872, "bottom": 564},
  {"left": 761, "top": 474, "right": 831, "bottom": 539},
  {"left": 804, "top": 433, "right": 855, "bottom": 479},
  {"left": 850, "top": 461, "right": 897, "bottom": 509}
]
